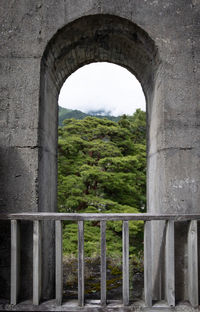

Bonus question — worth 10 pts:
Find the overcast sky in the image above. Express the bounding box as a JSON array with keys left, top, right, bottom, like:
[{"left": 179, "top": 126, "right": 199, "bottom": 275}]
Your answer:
[{"left": 58, "top": 62, "right": 146, "bottom": 116}]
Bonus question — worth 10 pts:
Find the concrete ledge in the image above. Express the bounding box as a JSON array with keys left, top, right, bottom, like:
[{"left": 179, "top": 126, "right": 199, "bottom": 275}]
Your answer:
[{"left": 0, "top": 299, "right": 198, "bottom": 311}]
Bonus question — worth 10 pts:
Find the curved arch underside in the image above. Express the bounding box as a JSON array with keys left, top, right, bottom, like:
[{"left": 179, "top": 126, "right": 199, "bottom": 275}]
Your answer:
[{"left": 42, "top": 14, "right": 159, "bottom": 98}]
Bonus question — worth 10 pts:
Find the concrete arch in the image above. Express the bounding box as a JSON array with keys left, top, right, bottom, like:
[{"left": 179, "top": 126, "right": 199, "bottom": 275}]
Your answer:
[
  {"left": 38, "top": 14, "right": 160, "bottom": 215},
  {"left": 0, "top": 1, "right": 199, "bottom": 303},
  {"left": 38, "top": 15, "right": 161, "bottom": 299}
]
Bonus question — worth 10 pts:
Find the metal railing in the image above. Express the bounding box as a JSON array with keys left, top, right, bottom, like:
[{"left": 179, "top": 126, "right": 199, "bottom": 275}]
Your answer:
[{"left": 0, "top": 213, "right": 199, "bottom": 308}]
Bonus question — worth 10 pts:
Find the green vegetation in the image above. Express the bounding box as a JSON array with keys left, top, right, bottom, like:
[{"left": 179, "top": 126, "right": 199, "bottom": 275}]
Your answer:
[
  {"left": 59, "top": 106, "right": 120, "bottom": 126},
  {"left": 58, "top": 109, "right": 146, "bottom": 259}
]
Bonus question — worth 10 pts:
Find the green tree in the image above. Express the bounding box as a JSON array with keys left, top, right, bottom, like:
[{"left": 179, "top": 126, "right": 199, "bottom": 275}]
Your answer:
[{"left": 57, "top": 109, "right": 146, "bottom": 257}]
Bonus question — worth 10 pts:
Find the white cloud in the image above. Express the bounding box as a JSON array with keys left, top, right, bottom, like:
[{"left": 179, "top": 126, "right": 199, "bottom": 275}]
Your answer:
[{"left": 58, "top": 62, "right": 146, "bottom": 116}]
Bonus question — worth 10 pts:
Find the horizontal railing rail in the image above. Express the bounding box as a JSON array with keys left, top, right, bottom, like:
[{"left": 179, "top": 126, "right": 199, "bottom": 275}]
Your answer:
[
  {"left": 0, "top": 213, "right": 199, "bottom": 309},
  {"left": 1, "top": 212, "right": 200, "bottom": 221}
]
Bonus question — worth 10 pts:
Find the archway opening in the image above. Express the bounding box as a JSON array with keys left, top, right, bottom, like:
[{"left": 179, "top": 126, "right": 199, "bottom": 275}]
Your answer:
[
  {"left": 57, "top": 62, "right": 146, "bottom": 300},
  {"left": 39, "top": 14, "right": 160, "bottom": 299},
  {"left": 39, "top": 14, "right": 159, "bottom": 214}
]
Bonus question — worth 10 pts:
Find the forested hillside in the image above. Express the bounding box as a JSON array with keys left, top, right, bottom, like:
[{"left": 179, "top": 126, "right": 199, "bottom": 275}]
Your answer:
[
  {"left": 59, "top": 106, "right": 120, "bottom": 126},
  {"left": 57, "top": 109, "right": 146, "bottom": 258}
]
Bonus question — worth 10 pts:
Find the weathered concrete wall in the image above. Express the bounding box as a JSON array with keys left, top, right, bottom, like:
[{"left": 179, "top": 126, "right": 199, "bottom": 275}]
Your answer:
[{"left": 0, "top": 0, "right": 199, "bottom": 302}]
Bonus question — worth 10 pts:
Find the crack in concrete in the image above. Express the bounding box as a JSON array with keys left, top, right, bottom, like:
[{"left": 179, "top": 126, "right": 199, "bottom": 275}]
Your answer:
[
  {"left": 0, "top": 55, "right": 41, "bottom": 59},
  {"left": 15, "top": 145, "right": 39, "bottom": 149},
  {"left": 149, "top": 146, "right": 194, "bottom": 158}
]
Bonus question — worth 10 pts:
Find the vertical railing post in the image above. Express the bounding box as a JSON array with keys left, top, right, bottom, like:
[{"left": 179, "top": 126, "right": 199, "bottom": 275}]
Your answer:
[
  {"left": 123, "top": 221, "right": 129, "bottom": 306},
  {"left": 101, "top": 220, "right": 106, "bottom": 306},
  {"left": 144, "top": 221, "right": 152, "bottom": 307},
  {"left": 78, "top": 221, "right": 84, "bottom": 306},
  {"left": 33, "top": 220, "right": 42, "bottom": 305},
  {"left": 188, "top": 220, "right": 198, "bottom": 308},
  {"left": 55, "top": 220, "right": 63, "bottom": 305},
  {"left": 165, "top": 220, "right": 175, "bottom": 307},
  {"left": 11, "top": 220, "right": 20, "bottom": 305}
]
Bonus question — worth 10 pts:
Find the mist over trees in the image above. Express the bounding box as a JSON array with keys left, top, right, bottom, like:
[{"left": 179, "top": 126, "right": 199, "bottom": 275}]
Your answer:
[{"left": 59, "top": 106, "right": 120, "bottom": 126}]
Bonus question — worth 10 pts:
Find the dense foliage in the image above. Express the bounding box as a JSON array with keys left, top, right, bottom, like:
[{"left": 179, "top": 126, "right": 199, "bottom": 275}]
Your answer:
[{"left": 58, "top": 109, "right": 146, "bottom": 258}]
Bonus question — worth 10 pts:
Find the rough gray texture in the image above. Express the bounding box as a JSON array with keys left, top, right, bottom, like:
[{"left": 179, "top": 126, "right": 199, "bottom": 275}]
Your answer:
[
  {"left": 0, "top": 0, "right": 200, "bottom": 304},
  {"left": 0, "top": 299, "right": 198, "bottom": 311}
]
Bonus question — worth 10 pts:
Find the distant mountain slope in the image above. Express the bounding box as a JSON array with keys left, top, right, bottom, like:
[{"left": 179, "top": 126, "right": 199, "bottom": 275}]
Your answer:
[{"left": 58, "top": 106, "right": 120, "bottom": 125}]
